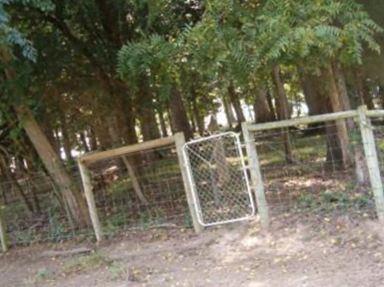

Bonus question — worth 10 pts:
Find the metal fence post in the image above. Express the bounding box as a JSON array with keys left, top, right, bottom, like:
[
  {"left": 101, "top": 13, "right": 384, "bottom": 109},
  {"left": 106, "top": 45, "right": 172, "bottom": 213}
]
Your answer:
[
  {"left": 241, "top": 122, "right": 269, "bottom": 227},
  {"left": 174, "top": 132, "right": 203, "bottom": 234},
  {"left": 358, "top": 105, "right": 384, "bottom": 222},
  {"left": 0, "top": 207, "right": 8, "bottom": 252},
  {"left": 77, "top": 160, "right": 103, "bottom": 242}
]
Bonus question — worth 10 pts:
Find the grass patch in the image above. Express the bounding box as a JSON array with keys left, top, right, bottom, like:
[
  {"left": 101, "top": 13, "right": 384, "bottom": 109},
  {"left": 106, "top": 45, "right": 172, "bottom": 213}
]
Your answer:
[
  {"left": 107, "top": 261, "right": 128, "bottom": 280},
  {"left": 35, "top": 267, "right": 55, "bottom": 280},
  {"left": 296, "top": 190, "right": 373, "bottom": 214},
  {"left": 62, "top": 252, "right": 111, "bottom": 274}
]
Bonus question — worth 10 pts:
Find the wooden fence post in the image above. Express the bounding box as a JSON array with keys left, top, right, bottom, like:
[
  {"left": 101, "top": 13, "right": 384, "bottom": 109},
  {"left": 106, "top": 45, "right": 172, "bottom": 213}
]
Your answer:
[
  {"left": 358, "top": 105, "right": 384, "bottom": 222},
  {"left": 242, "top": 122, "right": 269, "bottom": 228},
  {"left": 77, "top": 160, "right": 103, "bottom": 241},
  {"left": 0, "top": 207, "right": 8, "bottom": 252},
  {"left": 174, "top": 132, "right": 203, "bottom": 234}
]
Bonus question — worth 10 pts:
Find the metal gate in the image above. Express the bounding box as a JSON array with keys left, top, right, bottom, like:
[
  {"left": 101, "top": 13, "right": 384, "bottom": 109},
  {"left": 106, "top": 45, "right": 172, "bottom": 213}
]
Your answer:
[{"left": 183, "top": 132, "right": 255, "bottom": 226}]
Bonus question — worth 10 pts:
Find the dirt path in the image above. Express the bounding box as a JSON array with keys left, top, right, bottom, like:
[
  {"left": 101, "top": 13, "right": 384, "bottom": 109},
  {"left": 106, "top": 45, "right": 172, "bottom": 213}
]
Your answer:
[{"left": 1, "top": 215, "right": 384, "bottom": 287}]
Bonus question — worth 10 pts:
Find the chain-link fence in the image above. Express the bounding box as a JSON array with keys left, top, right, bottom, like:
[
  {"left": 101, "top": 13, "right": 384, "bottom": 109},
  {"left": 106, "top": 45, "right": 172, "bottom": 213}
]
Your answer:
[{"left": 183, "top": 133, "right": 255, "bottom": 226}]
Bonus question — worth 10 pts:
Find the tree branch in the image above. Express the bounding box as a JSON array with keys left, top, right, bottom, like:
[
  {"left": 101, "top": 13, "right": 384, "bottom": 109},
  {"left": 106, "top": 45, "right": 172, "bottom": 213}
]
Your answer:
[
  {"left": 94, "top": 0, "right": 122, "bottom": 46},
  {"left": 30, "top": 6, "right": 114, "bottom": 92}
]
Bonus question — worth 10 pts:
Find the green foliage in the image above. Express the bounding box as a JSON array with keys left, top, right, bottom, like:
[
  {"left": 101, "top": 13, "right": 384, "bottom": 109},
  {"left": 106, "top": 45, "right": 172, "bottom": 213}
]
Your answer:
[
  {"left": 34, "top": 267, "right": 54, "bottom": 281},
  {"left": 103, "top": 213, "right": 127, "bottom": 237},
  {"left": 183, "top": 210, "right": 192, "bottom": 227},
  {"left": 244, "top": 0, "right": 383, "bottom": 67},
  {"left": 117, "top": 34, "right": 178, "bottom": 99},
  {"left": 0, "top": 0, "right": 54, "bottom": 61},
  {"left": 1, "top": 0, "right": 383, "bottom": 246},
  {"left": 296, "top": 190, "right": 373, "bottom": 213},
  {"left": 107, "top": 261, "right": 127, "bottom": 280},
  {"left": 47, "top": 204, "right": 71, "bottom": 242},
  {"left": 63, "top": 252, "right": 111, "bottom": 274}
]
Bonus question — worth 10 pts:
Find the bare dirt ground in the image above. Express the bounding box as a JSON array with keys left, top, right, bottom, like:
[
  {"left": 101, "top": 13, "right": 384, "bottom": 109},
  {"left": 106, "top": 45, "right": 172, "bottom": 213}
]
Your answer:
[{"left": 1, "top": 214, "right": 384, "bottom": 287}]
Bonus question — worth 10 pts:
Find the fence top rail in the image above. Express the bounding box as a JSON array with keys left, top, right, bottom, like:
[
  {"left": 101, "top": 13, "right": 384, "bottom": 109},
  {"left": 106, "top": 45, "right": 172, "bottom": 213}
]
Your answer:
[
  {"left": 78, "top": 134, "right": 178, "bottom": 165},
  {"left": 245, "top": 110, "right": 359, "bottom": 132},
  {"left": 366, "top": 110, "right": 384, "bottom": 118}
]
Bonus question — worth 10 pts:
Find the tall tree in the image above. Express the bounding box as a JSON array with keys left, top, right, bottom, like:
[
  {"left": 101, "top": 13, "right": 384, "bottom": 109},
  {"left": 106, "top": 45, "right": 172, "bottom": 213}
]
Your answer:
[{"left": 1, "top": 1, "right": 91, "bottom": 227}]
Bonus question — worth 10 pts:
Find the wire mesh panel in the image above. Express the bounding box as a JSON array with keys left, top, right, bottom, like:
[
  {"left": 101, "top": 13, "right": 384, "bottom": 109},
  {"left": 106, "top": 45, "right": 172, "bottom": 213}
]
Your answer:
[
  {"left": 0, "top": 172, "right": 91, "bottom": 246},
  {"left": 371, "top": 118, "right": 384, "bottom": 175},
  {"left": 183, "top": 132, "right": 255, "bottom": 226},
  {"left": 86, "top": 144, "right": 190, "bottom": 237},
  {"left": 251, "top": 119, "right": 375, "bottom": 219}
]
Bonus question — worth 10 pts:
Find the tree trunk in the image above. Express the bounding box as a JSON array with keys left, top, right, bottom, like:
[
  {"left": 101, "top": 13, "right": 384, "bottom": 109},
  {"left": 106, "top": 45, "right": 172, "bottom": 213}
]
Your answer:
[
  {"left": 121, "top": 156, "right": 148, "bottom": 205},
  {"left": 298, "top": 67, "right": 324, "bottom": 115},
  {"left": 222, "top": 96, "right": 236, "bottom": 128},
  {"left": 88, "top": 127, "right": 98, "bottom": 151},
  {"left": 333, "top": 63, "right": 368, "bottom": 183},
  {"left": 332, "top": 62, "right": 352, "bottom": 110},
  {"left": 323, "top": 64, "right": 351, "bottom": 168},
  {"left": 187, "top": 102, "right": 197, "bottom": 133},
  {"left": 0, "top": 155, "right": 35, "bottom": 214},
  {"left": 24, "top": 131, "right": 62, "bottom": 212},
  {"left": 272, "top": 65, "right": 293, "bottom": 163},
  {"left": 228, "top": 82, "right": 245, "bottom": 126},
  {"left": 117, "top": 93, "right": 138, "bottom": 145},
  {"left": 107, "top": 120, "right": 148, "bottom": 205},
  {"left": 93, "top": 117, "right": 113, "bottom": 150},
  {"left": 0, "top": 174, "right": 7, "bottom": 204},
  {"left": 312, "top": 76, "right": 346, "bottom": 167},
  {"left": 191, "top": 96, "right": 205, "bottom": 136},
  {"left": 272, "top": 66, "right": 291, "bottom": 119},
  {"left": 265, "top": 90, "right": 277, "bottom": 120},
  {"left": 212, "top": 137, "right": 230, "bottom": 206},
  {"left": 106, "top": 91, "right": 137, "bottom": 147},
  {"left": 158, "top": 106, "right": 169, "bottom": 137},
  {"left": 253, "top": 87, "right": 274, "bottom": 123},
  {"left": 379, "top": 86, "right": 384, "bottom": 109},
  {"left": 17, "top": 158, "right": 43, "bottom": 214},
  {"left": 298, "top": 67, "right": 331, "bottom": 136},
  {"left": 138, "top": 105, "right": 160, "bottom": 141},
  {"left": 325, "top": 122, "right": 343, "bottom": 170},
  {"left": 41, "top": 119, "right": 61, "bottom": 157},
  {"left": 106, "top": 115, "right": 124, "bottom": 147},
  {"left": 15, "top": 106, "right": 90, "bottom": 227},
  {"left": 169, "top": 86, "right": 193, "bottom": 140},
  {"left": 354, "top": 67, "right": 374, "bottom": 109},
  {"left": 79, "top": 131, "right": 90, "bottom": 153},
  {"left": 137, "top": 78, "right": 160, "bottom": 141}
]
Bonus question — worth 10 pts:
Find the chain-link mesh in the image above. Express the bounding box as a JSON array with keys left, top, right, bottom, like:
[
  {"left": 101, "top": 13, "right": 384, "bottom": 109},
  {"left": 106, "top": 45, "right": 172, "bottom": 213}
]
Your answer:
[{"left": 183, "top": 132, "right": 254, "bottom": 225}]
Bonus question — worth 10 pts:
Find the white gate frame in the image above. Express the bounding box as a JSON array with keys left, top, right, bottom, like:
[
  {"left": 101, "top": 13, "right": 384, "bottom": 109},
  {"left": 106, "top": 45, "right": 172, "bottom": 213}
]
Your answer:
[{"left": 182, "top": 132, "right": 256, "bottom": 227}]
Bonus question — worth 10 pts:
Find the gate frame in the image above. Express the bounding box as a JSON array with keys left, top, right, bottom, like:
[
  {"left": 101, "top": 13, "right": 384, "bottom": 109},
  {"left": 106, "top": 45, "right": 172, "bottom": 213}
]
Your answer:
[
  {"left": 242, "top": 105, "right": 384, "bottom": 227},
  {"left": 182, "top": 132, "right": 256, "bottom": 227},
  {"left": 77, "top": 133, "right": 203, "bottom": 242}
]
